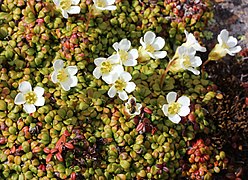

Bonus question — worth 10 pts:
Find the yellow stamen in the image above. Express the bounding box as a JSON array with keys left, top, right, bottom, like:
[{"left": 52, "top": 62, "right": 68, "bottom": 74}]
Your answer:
[
  {"left": 25, "top": 92, "right": 37, "bottom": 104},
  {"left": 146, "top": 44, "right": 155, "bottom": 53},
  {"left": 115, "top": 79, "right": 126, "bottom": 91},
  {"left": 119, "top": 50, "right": 129, "bottom": 62},
  {"left": 182, "top": 55, "right": 191, "bottom": 68},
  {"left": 96, "top": 0, "right": 106, "bottom": 7},
  {"left": 100, "top": 61, "right": 112, "bottom": 74},
  {"left": 57, "top": 69, "right": 69, "bottom": 82},
  {"left": 168, "top": 102, "right": 181, "bottom": 115},
  {"left": 60, "top": 0, "right": 72, "bottom": 10}
]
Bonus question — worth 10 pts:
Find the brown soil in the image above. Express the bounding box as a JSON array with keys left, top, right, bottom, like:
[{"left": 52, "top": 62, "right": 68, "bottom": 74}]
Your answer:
[{"left": 204, "top": 0, "right": 248, "bottom": 179}]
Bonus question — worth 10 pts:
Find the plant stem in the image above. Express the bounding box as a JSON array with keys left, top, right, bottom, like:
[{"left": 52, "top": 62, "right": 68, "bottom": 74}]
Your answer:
[{"left": 160, "top": 58, "right": 176, "bottom": 88}]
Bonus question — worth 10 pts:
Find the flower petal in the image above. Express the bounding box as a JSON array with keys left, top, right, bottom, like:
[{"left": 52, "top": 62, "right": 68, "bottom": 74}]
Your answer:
[
  {"left": 120, "top": 72, "right": 132, "bottom": 82},
  {"left": 166, "top": 92, "right": 177, "bottom": 103},
  {"left": 147, "top": 52, "right": 155, "bottom": 59},
  {"left": 140, "top": 37, "right": 146, "bottom": 47},
  {"left": 94, "top": 58, "right": 106, "bottom": 66},
  {"left": 53, "top": 0, "right": 60, "bottom": 6},
  {"left": 187, "top": 67, "right": 200, "bottom": 75},
  {"left": 60, "top": 80, "right": 72, "bottom": 91},
  {"left": 34, "top": 97, "right": 45, "bottom": 106},
  {"left": 111, "top": 65, "right": 124, "bottom": 76},
  {"left": 135, "top": 103, "right": 142, "bottom": 115},
  {"left": 162, "top": 104, "right": 169, "bottom": 116},
  {"left": 218, "top": 29, "right": 229, "bottom": 44},
  {"left": 108, "top": 54, "right": 120, "bottom": 64},
  {"left": 193, "top": 43, "right": 206, "bottom": 52},
  {"left": 177, "top": 96, "right": 190, "bottom": 106},
  {"left": 108, "top": 86, "right": 117, "bottom": 98},
  {"left": 152, "top": 51, "right": 167, "bottom": 59},
  {"left": 53, "top": 60, "right": 64, "bottom": 70},
  {"left": 66, "top": 6, "right": 81, "bottom": 14},
  {"left": 178, "top": 46, "right": 186, "bottom": 56},
  {"left": 106, "top": 0, "right": 115, "bottom": 5},
  {"left": 125, "top": 82, "right": 136, "bottom": 93},
  {"left": 226, "top": 36, "right": 238, "bottom": 47},
  {"left": 102, "top": 73, "right": 115, "bottom": 84},
  {"left": 168, "top": 114, "right": 181, "bottom": 124},
  {"left": 104, "top": 5, "right": 117, "bottom": 10},
  {"left": 118, "top": 91, "right": 128, "bottom": 101},
  {"left": 113, "top": 42, "right": 119, "bottom": 51},
  {"left": 144, "top": 31, "right": 155, "bottom": 45},
  {"left": 23, "top": 104, "right": 36, "bottom": 114},
  {"left": 61, "top": 9, "right": 69, "bottom": 18},
  {"left": 19, "top": 81, "right": 32, "bottom": 93},
  {"left": 51, "top": 71, "right": 58, "bottom": 83},
  {"left": 14, "top": 93, "right": 25, "bottom": 105},
  {"left": 119, "top": 39, "right": 131, "bottom": 51},
  {"left": 72, "top": 0, "right": 80, "bottom": 5},
  {"left": 34, "top": 87, "right": 44, "bottom": 97},
  {"left": 178, "top": 106, "right": 190, "bottom": 117},
  {"left": 66, "top": 66, "right": 78, "bottom": 75},
  {"left": 228, "top": 46, "right": 241, "bottom": 55},
  {"left": 152, "top": 37, "right": 165, "bottom": 50},
  {"left": 70, "top": 76, "right": 78, "bottom": 87},
  {"left": 128, "top": 49, "right": 139, "bottom": 60},
  {"left": 123, "top": 59, "right": 137, "bottom": 66},
  {"left": 191, "top": 56, "right": 202, "bottom": 67},
  {"left": 93, "top": 67, "right": 102, "bottom": 79}
]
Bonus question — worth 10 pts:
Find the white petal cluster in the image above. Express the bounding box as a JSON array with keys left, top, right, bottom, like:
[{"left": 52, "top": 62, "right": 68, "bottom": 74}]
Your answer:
[
  {"left": 51, "top": 60, "right": 78, "bottom": 91},
  {"left": 125, "top": 97, "right": 142, "bottom": 115},
  {"left": 53, "top": 0, "right": 81, "bottom": 19},
  {"left": 177, "top": 46, "right": 202, "bottom": 75},
  {"left": 93, "top": 38, "right": 139, "bottom": 101},
  {"left": 170, "top": 31, "right": 205, "bottom": 75},
  {"left": 113, "top": 39, "right": 139, "bottom": 67},
  {"left": 93, "top": 54, "right": 124, "bottom": 84},
  {"left": 93, "top": 0, "right": 117, "bottom": 11},
  {"left": 183, "top": 30, "right": 206, "bottom": 52},
  {"left": 140, "top": 31, "right": 167, "bottom": 59},
  {"left": 217, "top": 29, "right": 242, "bottom": 56},
  {"left": 108, "top": 72, "right": 136, "bottom": 101},
  {"left": 162, "top": 92, "right": 190, "bottom": 124},
  {"left": 208, "top": 29, "right": 242, "bottom": 61},
  {"left": 14, "top": 81, "right": 45, "bottom": 114}
]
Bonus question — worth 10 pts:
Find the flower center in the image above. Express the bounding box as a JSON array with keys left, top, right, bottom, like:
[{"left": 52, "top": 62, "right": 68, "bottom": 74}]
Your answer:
[
  {"left": 60, "top": 0, "right": 72, "bottom": 10},
  {"left": 25, "top": 91, "right": 37, "bottom": 104},
  {"left": 114, "top": 79, "right": 126, "bottom": 91},
  {"left": 182, "top": 56, "right": 191, "bottom": 68},
  {"left": 96, "top": 0, "right": 106, "bottom": 7},
  {"left": 57, "top": 69, "right": 69, "bottom": 82},
  {"left": 146, "top": 44, "right": 155, "bottom": 53},
  {"left": 168, "top": 102, "right": 181, "bottom": 115},
  {"left": 100, "top": 61, "right": 112, "bottom": 74},
  {"left": 119, "top": 50, "right": 129, "bottom": 62},
  {"left": 221, "top": 42, "right": 229, "bottom": 49}
]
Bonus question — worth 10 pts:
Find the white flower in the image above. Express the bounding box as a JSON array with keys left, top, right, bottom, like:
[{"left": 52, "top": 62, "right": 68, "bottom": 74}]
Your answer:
[
  {"left": 93, "top": 54, "right": 124, "bottom": 84},
  {"left": 53, "top": 0, "right": 81, "bottom": 19},
  {"left": 51, "top": 60, "right": 78, "bottom": 91},
  {"left": 14, "top": 81, "right": 45, "bottom": 114},
  {"left": 113, "top": 39, "right": 139, "bottom": 67},
  {"left": 183, "top": 30, "right": 206, "bottom": 52},
  {"left": 93, "top": 0, "right": 117, "bottom": 11},
  {"left": 108, "top": 72, "right": 136, "bottom": 101},
  {"left": 125, "top": 97, "right": 142, "bottom": 115},
  {"left": 177, "top": 46, "right": 202, "bottom": 75},
  {"left": 140, "top": 31, "right": 167, "bottom": 59},
  {"left": 162, "top": 92, "right": 190, "bottom": 124},
  {"left": 208, "top": 29, "right": 242, "bottom": 61},
  {"left": 217, "top": 29, "right": 242, "bottom": 56}
]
